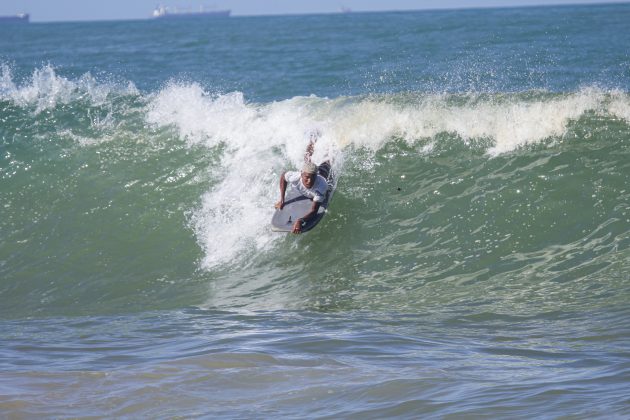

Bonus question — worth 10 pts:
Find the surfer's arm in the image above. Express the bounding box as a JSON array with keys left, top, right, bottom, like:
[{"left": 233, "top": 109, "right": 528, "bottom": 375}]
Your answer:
[
  {"left": 292, "top": 201, "right": 321, "bottom": 234},
  {"left": 275, "top": 172, "right": 288, "bottom": 209}
]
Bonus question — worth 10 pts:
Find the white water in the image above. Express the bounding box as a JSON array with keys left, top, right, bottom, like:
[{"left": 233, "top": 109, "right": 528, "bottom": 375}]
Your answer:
[{"left": 146, "top": 83, "right": 341, "bottom": 269}]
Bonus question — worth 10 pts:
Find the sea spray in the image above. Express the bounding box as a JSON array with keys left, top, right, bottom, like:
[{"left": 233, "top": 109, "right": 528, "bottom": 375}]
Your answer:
[{"left": 0, "top": 64, "right": 139, "bottom": 113}]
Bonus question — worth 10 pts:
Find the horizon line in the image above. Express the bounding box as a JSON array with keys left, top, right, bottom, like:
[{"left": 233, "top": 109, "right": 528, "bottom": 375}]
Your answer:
[{"left": 10, "top": 0, "right": 630, "bottom": 24}]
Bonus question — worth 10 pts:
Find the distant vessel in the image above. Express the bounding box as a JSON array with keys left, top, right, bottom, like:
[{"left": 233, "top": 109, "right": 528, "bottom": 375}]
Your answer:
[
  {"left": 0, "top": 13, "right": 29, "bottom": 23},
  {"left": 152, "top": 5, "right": 230, "bottom": 19},
  {"left": 340, "top": 7, "right": 352, "bottom": 14}
]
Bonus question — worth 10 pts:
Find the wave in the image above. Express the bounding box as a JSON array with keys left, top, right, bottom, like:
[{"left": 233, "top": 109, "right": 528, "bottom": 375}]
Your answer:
[
  {"left": 145, "top": 81, "right": 630, "bottom": 268},
  {"left": 2, "top": 65, "right": 630, "bottom": 315}
]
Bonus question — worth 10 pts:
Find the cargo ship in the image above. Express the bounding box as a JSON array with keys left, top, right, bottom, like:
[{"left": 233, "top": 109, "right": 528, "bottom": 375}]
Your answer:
[
  {"left": 0, "top": 13, "right": 29, "bottom": 24},
  {"left": 152, "top": 6, "right": 230, "bottom": 19}
]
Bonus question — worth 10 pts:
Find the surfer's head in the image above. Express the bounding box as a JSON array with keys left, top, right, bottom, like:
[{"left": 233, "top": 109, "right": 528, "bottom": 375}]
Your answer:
[{"left": 301, "top": 162, "right": 318, "bottom": 188}]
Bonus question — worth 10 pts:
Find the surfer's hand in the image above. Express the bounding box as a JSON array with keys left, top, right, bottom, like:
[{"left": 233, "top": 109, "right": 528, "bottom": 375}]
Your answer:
[
  {"left": 275, "top": 200, "right": 284, "bottom": 210},
  {"left": 292, "top": 219, "right": 303, "bottom": 234}
]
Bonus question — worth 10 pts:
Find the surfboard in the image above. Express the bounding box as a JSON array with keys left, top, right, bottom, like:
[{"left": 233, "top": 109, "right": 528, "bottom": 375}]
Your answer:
[{"left": 271, "top": 165, "right": 336, "bottom": 233}]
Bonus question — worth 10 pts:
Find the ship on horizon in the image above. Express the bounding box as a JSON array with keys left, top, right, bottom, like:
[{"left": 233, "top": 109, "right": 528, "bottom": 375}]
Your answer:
[
  {"left": 152, "top": 5, "right": 230, "bottom": 19},
  {"left": 0, "top": 13, "right": 29, "bottom": 24}
]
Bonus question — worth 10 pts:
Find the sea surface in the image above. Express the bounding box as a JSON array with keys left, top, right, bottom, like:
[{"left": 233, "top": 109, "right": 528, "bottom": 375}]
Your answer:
[{"left": 1, "top": 4, "right": 630, "bottom": 418}]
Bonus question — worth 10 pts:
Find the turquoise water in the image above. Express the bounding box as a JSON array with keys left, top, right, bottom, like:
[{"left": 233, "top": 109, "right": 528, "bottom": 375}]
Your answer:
[{"left": 1, "top": 4, "right": 630, "bottom": 417}]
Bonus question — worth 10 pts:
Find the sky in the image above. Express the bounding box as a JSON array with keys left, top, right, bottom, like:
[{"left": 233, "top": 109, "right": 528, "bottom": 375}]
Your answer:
[{"left": 1, "top": 0, "right": 628, "bottom": 22}]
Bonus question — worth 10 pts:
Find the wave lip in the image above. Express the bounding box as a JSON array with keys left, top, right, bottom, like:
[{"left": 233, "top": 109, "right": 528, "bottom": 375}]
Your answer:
[{"left": 323, "top": 88, "right": 629, "bottom": 155}]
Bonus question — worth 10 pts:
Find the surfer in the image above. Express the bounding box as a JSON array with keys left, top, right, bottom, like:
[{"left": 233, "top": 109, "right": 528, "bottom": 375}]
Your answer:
[
  {"left": 275, "top": 161, "right": 328, "bottom": 234},
  {"left": 274, "top": 132, "right": 332, "bottom": 234}
]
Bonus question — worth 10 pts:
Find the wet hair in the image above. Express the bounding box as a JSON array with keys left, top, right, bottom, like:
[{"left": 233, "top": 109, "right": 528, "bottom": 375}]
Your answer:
[{"left": 301, "top": 162, "right": 318, "bottom": 175}]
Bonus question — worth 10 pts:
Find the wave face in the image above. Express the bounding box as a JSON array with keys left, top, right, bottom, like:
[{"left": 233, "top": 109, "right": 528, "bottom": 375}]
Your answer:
[{"left": 1, "top": 64, "right": 629, "bottom": 317}]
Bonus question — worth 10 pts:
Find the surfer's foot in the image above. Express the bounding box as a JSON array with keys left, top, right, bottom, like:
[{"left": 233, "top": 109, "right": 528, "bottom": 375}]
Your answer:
[
  {"left": 304, "top": 140, "right": 315, "bottom": 162},
  {"left": 304, "top": 130, "right": 320, "bottom": 162}
]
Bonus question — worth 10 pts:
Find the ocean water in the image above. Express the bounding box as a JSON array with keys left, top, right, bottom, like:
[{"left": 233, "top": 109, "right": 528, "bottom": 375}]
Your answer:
[{"left": 1, "top": 4, "right": 630, "bottom": 417}]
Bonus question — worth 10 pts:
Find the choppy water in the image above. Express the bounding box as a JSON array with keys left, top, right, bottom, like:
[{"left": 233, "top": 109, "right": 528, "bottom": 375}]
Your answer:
[{"left": 1, "top": 4, "right": 630, "bottom": 418}]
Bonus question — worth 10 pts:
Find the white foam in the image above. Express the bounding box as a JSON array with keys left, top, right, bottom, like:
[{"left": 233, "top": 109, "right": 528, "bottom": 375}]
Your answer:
[
  {"left": 0, "top": 64, "right": 138, "bottom": 113},
  {"left": 145, "top": 83, "right": 628, "bottom": 268},
  {"left": 321, "top": 88, "right": 618, "bottom": 155},
  {"left": 608, "top": 89, "right": 630, "bottom": 122}
]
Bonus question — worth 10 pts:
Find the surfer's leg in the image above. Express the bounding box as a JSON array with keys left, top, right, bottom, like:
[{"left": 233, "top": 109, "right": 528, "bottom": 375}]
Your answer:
[
  {"left": 304, "top": 140, "right": 316, "bottom": 162},
  {"left": 317, "top": 161, "right": 331, "bottom": 178},
  {"left": 304, "top": 129, "right": 321, "bottom": 162},
  {"left": 304, "top": 145, "right": 313, "bottom": 161}
]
